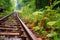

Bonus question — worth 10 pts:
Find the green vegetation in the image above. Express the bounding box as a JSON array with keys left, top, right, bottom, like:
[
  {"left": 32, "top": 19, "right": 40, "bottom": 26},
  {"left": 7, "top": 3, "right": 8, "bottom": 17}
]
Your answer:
[
  {"left": 0, "top": 0, "right": 60, "bottom": 40},
  {"left": 0, "top": 0, "right": 15, "bottom": 18},
  {"left": 18, "top": 0, "right": 60, "bottom": 40}
]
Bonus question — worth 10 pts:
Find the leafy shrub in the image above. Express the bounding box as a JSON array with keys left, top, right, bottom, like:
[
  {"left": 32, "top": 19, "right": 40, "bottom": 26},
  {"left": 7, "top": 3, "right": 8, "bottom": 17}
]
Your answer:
[
  {"left": 32, "top": 26, "right": 44, "bottom": 35},
  {"left": 0, "top": 0, "right": 15, "bottom": 18}
]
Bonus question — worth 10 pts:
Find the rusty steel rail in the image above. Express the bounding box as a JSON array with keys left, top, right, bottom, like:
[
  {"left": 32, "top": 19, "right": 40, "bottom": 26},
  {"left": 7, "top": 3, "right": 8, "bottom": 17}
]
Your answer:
[
  {"left": 0, "top": 12, "right": 14, "bottom": 21},
  {"left": 16, "top": 12, "right": 37, "bottom": 40},
  {"left": 0, "top": 12, "right": 14, "bottom": 24},
  {"left": 0, "top": 12, "right": 37, "bottom": 40}
]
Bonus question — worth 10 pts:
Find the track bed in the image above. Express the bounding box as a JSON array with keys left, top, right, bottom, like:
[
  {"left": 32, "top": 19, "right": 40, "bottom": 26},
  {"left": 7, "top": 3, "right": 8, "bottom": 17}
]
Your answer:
[{"left": 0, "top": 13, "right": 37, "bottom": 40}]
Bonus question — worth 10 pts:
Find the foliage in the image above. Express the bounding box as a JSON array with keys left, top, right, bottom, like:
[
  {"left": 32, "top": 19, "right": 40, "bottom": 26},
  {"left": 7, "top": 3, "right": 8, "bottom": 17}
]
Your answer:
[
  {"left": 53, "top": 0, "right": 60, "bottom": 8},
  {"left": 19, "top": 0, "right": 60, "bottom": 40},
  {"left": 36, "top": 0, "right": 49, "bottom": 9},
  {"left": 29, "top": 11, "right": 43, "bottom": 24},
  {"left": 47, "top": 21, "right": 56, "bottom": 26},
  {"left": 32, "top": 26, "right": 40, "bottom": 31},
  {"left": 47, "top": 32, "right": 60, "bottom": 40},
  {"left": 47, "top": 32, "right": 57, "bottom": 37},
  {"left": 0, "top": 0, "right": 15, "bottom": 18},
  {"left": 32, "top": 26, "right": 44, "bottom": 35},
  {"left": 19, "top": 0, "right": 36, "bottom": 24}
]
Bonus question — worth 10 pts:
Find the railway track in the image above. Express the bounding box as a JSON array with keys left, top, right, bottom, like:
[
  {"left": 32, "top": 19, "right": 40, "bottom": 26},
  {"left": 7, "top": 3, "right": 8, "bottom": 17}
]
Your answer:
[{"left": 0, "top": 12, "right": 37, "bottom": 40}]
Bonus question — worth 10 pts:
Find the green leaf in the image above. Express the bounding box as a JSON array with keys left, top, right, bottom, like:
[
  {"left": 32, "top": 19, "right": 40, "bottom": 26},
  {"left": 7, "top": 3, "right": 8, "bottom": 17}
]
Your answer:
[
  {"left": 32, "top": 26, "right": 40, "bottom": 31},
  {"left": 56, "top": 20, "right": 60, "bottom": 27},
  {"left": 47, "top": 21, "right": 56, "bottom": 26},
  {"left": 47, "top": 32, "right": 57, "bottom": 37},
  {"left": 53, "top": 1, "right": 60, "bottom": 7}
]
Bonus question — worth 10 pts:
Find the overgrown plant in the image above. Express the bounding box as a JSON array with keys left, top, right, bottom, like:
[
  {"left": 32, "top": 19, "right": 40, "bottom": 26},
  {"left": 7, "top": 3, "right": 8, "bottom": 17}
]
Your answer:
[{"left": 0, "top": 0, "right": 15, "bottom": 18}]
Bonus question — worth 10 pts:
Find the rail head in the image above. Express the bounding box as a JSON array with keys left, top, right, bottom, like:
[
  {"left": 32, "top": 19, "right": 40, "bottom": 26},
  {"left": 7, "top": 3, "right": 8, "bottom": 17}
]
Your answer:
[
  {"left": 16, "top": 13, "right": 37, "bottom": 40},
  {"left": 0, "top": 12, "right": 14, "bottom": 21}
]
